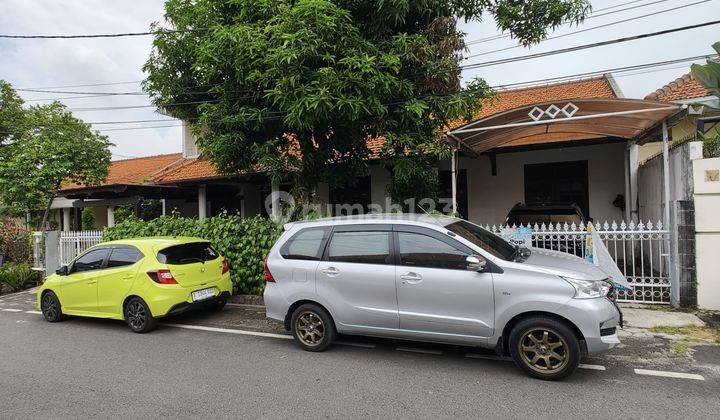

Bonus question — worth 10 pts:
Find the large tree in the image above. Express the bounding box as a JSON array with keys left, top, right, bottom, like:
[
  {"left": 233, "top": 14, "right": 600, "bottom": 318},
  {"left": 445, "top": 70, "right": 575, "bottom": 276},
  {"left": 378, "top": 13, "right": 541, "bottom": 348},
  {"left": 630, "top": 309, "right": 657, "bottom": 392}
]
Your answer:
[
  {"left": 144, "top": 0, "right": 589, "bottom": 203},
  {"left": 0, "top": 82, "right": 112, "bottom": 228}
]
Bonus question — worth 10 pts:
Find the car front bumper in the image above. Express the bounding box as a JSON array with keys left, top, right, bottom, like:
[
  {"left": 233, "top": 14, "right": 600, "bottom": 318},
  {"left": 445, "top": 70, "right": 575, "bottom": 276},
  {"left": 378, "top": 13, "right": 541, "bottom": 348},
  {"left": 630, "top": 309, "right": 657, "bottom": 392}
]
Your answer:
[{"left": 556, "top": 296, "right": 622, "bottom": 354}]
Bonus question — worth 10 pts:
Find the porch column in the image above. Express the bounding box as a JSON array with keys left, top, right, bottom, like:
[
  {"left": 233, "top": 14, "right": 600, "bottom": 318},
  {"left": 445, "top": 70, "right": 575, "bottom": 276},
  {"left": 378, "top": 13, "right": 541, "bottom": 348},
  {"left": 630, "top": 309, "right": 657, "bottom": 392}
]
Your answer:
[
  {"left": 451, "top": 147, "right": 458, "bottom": 215},
  {"left": 62, "top": 208, "right": 71, "bottom": 232},
  {"left": 198, "top": 185, "right": 207, "bottom": 220},
  {"left": 161, "top": 199, "right": 166, "bottom": 216},
  {"left": 107, "top": 206, "right": 115, "bottom": 228},
  {"left": 662, "top": 121, "right": 671, "bottom": 226},
  {"left": 270, "top": 180, "right": 281, "bottom": 222}
]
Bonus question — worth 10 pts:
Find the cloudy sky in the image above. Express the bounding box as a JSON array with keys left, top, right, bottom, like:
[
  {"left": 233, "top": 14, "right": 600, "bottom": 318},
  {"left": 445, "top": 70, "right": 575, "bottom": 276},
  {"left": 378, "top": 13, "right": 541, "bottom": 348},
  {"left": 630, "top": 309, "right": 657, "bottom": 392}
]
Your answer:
[{"left": 1, "top": 0, "right": 717, "bottom": 160}]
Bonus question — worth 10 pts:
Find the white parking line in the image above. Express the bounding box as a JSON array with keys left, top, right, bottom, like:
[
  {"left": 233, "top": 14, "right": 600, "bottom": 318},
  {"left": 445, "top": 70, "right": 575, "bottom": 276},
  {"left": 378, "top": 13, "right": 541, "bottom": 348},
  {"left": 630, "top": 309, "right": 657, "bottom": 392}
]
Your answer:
[
  {"left": 161, "top": 323, "right": 293, "bottom": 340},
  {"left": 579, "top": 364, "right": 606, "bottom": 371},
  {"left": 25, "top": 310, "right": 41, "bottom": 314},
  {"left": 396, "top": 346, "right": 443, "bottom": 355},
  {"left": 634, "top": 369, "right": 705, "bottom": 381},
  {"left": 1, "top": 308, "right": 22, "bottom": 312},
  {"left": 336, "top": 341, "right": 377, "bottom": 349}
]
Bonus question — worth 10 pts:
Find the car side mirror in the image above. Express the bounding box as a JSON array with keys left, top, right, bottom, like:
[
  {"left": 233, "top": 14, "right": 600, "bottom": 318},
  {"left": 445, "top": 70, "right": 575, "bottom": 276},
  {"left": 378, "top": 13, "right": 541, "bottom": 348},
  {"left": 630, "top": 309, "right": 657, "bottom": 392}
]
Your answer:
[
  {"left": 55, "top": 265, "right": 69, "bottom": 276},
  {"left": 466, "top": 255, "right": 487, "bottom": 272}
]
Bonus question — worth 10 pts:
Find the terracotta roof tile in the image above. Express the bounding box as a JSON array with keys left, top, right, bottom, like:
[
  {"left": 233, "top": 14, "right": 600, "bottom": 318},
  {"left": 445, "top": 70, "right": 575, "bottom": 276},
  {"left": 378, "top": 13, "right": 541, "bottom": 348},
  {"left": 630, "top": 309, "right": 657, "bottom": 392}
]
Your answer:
[
  {"left": 152, "top": 158, "right": 222, "bottom": 182},
  {"left": 644, "top": 73, "right": 709, "bottom": 102},
  {"left": 448, "top": 76, "right": 616, "bottom": 129},
  {"left": 60, "top": 153, "right": 182, "bottom": 190}
]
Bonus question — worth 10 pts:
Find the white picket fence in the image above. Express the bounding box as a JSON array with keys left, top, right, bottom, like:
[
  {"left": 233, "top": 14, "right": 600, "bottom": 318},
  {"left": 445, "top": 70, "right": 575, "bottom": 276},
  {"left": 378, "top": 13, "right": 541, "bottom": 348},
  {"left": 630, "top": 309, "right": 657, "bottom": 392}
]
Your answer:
[
  {"left": 483, "top": 220, "right": 671, "bottom": 304},
  {"left": 56, "top": 220, "right": 670, "bottom": 304},
  {"left": 59, "top": 230, "right": 104, "bottom": 266}
]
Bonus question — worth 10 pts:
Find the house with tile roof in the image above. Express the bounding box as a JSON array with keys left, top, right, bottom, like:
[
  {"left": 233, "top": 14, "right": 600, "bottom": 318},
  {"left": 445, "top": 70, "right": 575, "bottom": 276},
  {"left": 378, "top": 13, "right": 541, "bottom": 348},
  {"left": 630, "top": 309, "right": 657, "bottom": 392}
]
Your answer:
[{"left": 50, "top": 74, "right": 690, "bottom": 231}]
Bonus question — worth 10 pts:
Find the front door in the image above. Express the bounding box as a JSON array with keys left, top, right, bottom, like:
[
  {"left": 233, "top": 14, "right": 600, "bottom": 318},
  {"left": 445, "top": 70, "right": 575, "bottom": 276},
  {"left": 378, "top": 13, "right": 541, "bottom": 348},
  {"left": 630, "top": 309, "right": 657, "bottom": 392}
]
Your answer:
[
  {"left": 97, "top": 246, "right": 144, "bottom": 315},
  {"left": 316, "top": 226, "right": 398, "bottom": 330},
  {"left": 394, "top": 227, "right": 494, "bottom": 339},
  {"left": 60, "top": 247, "right": 108, "bottom": 313}
]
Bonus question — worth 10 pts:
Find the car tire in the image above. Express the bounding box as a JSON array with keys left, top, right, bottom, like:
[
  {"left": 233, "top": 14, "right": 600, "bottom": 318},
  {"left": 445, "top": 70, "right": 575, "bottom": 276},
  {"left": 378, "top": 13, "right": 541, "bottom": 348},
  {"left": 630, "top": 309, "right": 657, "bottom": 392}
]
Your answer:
[
  {"left": 40, "top": 291, "right": 65, "bottom": 322},
  {"left": 124, "top": 297, "right": 158, "bottom": 333},
  {"left": 290, "top": 303, "right": 336, "bottom": 352},
  {"left": 508, "top": 317, "right": 580, "bottom": 381}
]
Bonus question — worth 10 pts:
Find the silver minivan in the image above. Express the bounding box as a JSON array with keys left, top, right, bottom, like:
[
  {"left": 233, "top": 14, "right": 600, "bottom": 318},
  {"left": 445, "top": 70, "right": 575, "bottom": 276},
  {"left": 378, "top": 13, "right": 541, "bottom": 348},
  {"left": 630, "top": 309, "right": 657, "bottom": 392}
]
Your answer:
[{"left": 263, "top": 214, "right": 622, "bottom": 380}]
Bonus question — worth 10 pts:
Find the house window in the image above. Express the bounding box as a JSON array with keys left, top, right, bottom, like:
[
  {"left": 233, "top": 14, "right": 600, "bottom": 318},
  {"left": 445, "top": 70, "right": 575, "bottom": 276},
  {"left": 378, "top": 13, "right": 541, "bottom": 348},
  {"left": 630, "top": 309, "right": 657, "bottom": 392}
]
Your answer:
[
  {"left": 438, "top": 169, "right": 468, "bottom": 218},
  {"left": 329, "top": 176, "right": 372, "bottom": 216},
  {"left": 524, "top": 161, "right": 589, "bottom": 217}
]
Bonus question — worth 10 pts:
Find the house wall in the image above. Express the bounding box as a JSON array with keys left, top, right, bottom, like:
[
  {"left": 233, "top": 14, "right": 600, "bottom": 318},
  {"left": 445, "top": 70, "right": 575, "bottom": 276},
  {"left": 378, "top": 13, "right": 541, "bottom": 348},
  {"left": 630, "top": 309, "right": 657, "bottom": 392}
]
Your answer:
[
  {"left": 363, "top": 142, "right": 628, "bottom": 226},
  {"left": 637, "top": 141, "right": 703, "bottom": 224},
  {"left": 693, "top": 156, "right": 720, "bottom": 310},
  {"left": 458, "top": 143, "right": 627, "bottom": 225}
]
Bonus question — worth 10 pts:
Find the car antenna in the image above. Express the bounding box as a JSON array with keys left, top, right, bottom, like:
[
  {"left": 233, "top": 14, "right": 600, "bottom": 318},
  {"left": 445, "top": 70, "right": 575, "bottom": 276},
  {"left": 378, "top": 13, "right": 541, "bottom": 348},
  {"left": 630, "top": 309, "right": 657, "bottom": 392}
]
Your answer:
[{"left": 416, "top": 202, "right": 445, "bottom": 228}]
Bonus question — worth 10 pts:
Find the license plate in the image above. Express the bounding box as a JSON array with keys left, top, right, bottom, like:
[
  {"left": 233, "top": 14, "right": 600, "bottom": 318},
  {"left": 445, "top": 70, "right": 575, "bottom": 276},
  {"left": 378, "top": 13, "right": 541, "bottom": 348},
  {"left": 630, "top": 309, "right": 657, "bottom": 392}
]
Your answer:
[{"left": 192, "top": 288, "right": 216, "bottom": 302}]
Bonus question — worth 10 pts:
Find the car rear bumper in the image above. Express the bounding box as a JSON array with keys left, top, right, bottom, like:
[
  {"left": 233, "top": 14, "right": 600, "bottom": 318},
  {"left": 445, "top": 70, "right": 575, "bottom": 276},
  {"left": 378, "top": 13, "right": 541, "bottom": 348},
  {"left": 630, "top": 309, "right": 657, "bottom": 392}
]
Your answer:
[
  {"left": 146, "top": 274, "right": 232, "bottom": 317},
  {"left": 165, "top": 291, "right": 231, "bottom": 316}
]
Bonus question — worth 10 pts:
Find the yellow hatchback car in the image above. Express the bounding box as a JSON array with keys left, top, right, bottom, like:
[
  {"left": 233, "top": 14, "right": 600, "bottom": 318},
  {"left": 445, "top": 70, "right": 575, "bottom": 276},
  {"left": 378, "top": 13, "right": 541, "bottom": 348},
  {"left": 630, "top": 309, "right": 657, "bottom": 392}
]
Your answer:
[{"left": 37, "top": 237, "right": 232, "bottom": 333}]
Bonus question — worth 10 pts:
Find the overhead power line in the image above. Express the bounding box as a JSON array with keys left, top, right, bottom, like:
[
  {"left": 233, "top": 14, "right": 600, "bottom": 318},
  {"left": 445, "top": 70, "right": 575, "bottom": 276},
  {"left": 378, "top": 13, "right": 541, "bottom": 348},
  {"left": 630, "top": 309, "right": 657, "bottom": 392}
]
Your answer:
[
  {"left": 467, "top": 0, "right": 711, "bottom": 59},
  {"left": 464, "top": 0, "right": 675, "bottom": 46},
  {"left": 461, "top": 19, "right": 720, "bottom": 66},
  {"left": 0, "top": 28, "right": 206, "bottom": 39}
]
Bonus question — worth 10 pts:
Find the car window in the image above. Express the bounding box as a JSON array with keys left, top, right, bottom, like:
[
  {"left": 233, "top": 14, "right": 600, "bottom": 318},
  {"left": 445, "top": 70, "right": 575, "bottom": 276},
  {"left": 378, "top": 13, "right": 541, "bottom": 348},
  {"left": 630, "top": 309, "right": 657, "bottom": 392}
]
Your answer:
[
  {"left": 72, "top": 248, "right": 108, "bottom": 273},
  {"left": 446, "top": 220, "right": 516, "bottom": 261},
  {"left": 107, "top": 247, "right": 143, "bottom": 268},
  {"left": 327, "top": 231, "right": 391, "bottom": 265},
  {"left": 280, "top": 228, "right": 330, "bottom": 260},
  {"left": 397, "top": 232, "right": 469, "bottom": 270},
  {"left": 157, "top": 242, "right": 218, "bottom": 265}
]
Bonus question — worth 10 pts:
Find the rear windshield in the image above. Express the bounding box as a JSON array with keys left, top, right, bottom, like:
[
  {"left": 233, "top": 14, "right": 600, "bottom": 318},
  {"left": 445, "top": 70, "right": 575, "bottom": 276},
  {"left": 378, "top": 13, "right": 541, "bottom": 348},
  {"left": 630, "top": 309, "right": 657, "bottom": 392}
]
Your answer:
[{"left": 157, "top": 242, "right": 219, "bottom": 265}]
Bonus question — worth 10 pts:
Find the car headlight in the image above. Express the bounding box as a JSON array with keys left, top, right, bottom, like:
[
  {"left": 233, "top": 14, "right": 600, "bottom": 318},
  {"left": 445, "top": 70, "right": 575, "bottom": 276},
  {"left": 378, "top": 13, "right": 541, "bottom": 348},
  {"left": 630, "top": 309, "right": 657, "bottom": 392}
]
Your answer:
[{"left": 562, "top": 277, "right": 611, "bottom": 299}]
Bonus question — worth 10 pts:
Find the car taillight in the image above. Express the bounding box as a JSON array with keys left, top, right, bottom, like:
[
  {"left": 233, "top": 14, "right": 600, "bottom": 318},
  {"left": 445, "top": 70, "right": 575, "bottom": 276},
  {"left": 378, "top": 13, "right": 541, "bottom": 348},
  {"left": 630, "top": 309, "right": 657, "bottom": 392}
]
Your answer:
[
  {"left": 222, "top": 259, "right": 230, "bottom": 274},
  {"left": 264, "top": 255, "right": 275, "bottom": 282},
  {"left": 147, "top": 269, "right": 177, "bottom": 284}
]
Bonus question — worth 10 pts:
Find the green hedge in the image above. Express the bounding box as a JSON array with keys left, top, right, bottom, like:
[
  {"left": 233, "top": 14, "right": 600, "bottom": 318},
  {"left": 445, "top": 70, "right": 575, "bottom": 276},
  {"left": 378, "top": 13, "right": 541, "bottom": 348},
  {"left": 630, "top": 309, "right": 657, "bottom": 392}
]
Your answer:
[
  {"left": 0, "top": 263, "right": 39, "bottom": 293},
  {"left": 103, "top": 214, "right": 283, "bottom": 295}
]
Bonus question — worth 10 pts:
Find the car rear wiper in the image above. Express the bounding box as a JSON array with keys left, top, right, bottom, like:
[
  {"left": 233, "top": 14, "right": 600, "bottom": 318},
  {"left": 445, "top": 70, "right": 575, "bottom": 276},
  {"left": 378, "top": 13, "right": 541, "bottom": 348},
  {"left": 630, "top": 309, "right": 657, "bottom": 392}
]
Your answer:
[{"left": 179, "top": 257, "right": 205, "bottom": 264}]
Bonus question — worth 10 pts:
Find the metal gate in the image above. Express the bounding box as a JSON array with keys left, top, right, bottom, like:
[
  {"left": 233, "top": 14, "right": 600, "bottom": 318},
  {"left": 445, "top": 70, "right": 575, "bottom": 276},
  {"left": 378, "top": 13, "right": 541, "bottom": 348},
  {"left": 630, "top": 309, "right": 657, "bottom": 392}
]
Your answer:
[
  {"left": 58, "top": 230, "right": 104, "bottom": 266},
  {"left": 484, "top": 220, "right": 671, "bottom": 304}
]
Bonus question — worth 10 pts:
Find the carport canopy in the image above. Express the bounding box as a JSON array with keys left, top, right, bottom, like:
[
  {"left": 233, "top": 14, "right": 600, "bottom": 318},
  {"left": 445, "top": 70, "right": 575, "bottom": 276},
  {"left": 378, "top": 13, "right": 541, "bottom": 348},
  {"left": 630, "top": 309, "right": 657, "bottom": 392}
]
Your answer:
[{"left": 447, "top": 98, "right": 680, "bottom": 154}]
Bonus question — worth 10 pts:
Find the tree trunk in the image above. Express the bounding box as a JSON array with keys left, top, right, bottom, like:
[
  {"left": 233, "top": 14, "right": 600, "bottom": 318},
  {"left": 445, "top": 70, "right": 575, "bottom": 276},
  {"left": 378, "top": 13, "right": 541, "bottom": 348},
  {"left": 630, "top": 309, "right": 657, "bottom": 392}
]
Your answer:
[
  {"left": 40, "top": 193, "right": 55, "bottom": 232},
  {"left": 40, "top": 183, "right": 60, "bottom": 231}
]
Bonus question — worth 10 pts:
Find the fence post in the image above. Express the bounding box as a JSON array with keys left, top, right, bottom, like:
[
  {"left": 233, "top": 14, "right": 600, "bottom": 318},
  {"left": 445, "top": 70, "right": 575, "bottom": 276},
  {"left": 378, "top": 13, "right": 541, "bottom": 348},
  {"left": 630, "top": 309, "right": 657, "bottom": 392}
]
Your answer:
[{"left": 44, "top": 231, "right": 60, "bottom": 276}]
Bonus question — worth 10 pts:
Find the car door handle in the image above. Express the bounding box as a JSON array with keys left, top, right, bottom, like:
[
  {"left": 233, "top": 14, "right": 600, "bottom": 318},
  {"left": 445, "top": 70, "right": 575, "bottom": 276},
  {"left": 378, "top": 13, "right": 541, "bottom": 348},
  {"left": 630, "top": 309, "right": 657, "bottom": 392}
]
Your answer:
[
  {"left": 400, "top": 272, "right": 422, "bottom": 284},
  {"left": 320, "top": 267, "right": 340, "bottom": 276},
  {"left": 86, "top": 280, "right": 97, "bottom": 285}
]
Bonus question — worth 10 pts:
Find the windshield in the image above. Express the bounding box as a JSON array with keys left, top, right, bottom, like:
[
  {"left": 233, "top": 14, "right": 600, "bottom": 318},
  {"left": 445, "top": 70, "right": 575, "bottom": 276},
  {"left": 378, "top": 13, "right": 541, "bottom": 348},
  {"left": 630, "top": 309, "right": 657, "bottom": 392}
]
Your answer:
[{"left": 446, "top": 220, "right": 517, "bottom": 261}]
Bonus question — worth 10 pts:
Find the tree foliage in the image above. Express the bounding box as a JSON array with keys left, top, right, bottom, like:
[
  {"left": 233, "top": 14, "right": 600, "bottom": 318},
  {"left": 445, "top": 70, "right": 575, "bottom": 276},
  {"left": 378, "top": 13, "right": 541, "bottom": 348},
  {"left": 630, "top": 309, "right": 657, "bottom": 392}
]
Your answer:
[
  {"left": 0, "top": 81, "right": 112, "bottom": 227},
  {"left": 691, "top": 42, "right": 720, "bottom": 99},
  {"left": 144, "top": 0, "right": 589, "bottom": 202}
]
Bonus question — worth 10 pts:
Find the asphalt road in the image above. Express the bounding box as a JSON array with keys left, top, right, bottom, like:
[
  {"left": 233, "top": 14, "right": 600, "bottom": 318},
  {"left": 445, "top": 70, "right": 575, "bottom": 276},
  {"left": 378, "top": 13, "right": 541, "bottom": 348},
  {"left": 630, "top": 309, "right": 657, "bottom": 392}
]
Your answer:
[{"left": 1, "top": 311, "right": 719, "bottom": 419}]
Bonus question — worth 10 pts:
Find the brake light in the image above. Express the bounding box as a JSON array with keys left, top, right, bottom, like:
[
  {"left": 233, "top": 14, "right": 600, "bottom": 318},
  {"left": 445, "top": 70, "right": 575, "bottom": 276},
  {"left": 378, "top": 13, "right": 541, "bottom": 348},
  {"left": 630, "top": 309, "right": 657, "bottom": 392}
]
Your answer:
[
  {"left": 147, "top": 269, "right": 177, "bottom": 284},
  {"left": 264, "top": 255, "right": 275, "bottom": 282},
  {"left": 222, "top": 259, "right": 230, "bottom": 274}
]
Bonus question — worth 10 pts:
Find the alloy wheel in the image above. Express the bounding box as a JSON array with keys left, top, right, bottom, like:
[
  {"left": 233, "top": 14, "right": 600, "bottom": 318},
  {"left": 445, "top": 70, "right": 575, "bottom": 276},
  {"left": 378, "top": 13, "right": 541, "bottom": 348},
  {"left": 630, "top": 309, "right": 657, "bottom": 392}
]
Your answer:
[
  {"left": 41, "top": 294, "right": 57, "bottom": 320},
  {"left": 126, "top": 301, "right": 147, "bottom": 330},
  {"left": 295, "top": 311, "right": 325, "bottom": 347},
  {"left": 518, "top": 328, "right": 569, "bottom": 373}
]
